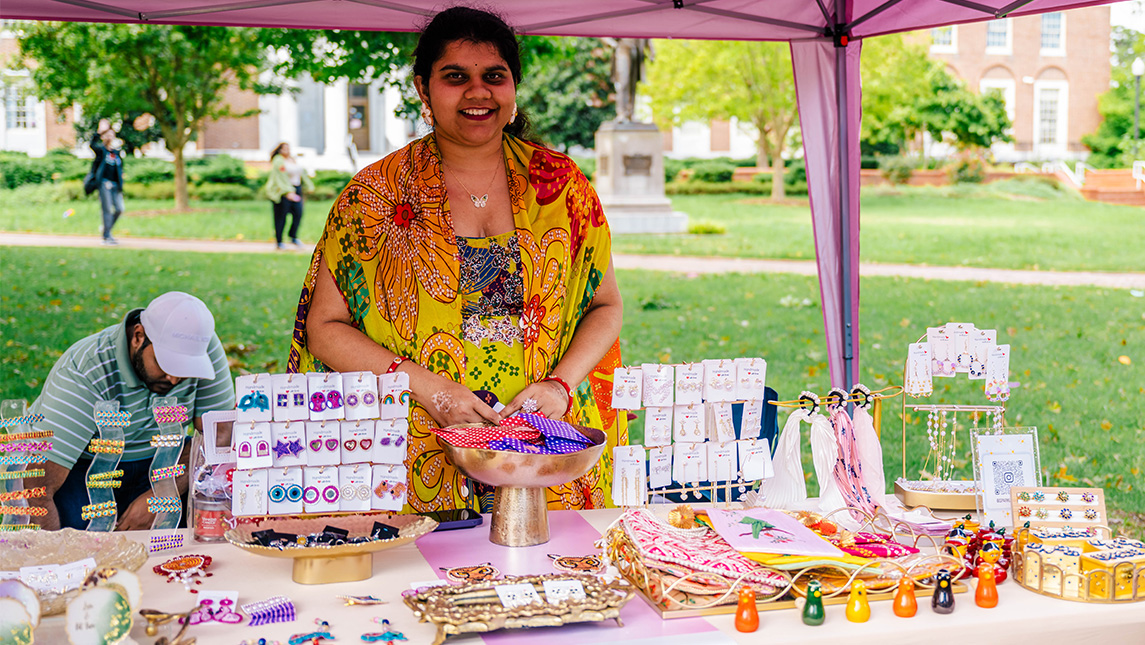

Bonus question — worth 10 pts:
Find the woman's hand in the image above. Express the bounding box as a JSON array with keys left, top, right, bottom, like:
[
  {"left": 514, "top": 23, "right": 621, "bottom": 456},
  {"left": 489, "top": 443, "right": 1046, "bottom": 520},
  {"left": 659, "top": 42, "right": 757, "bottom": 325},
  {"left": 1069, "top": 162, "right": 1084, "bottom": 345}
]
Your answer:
[
  {"left": 416, "top": 373, "right": 500, "bottom": 428},
  {"left": 286, "top": 193, "right": 302, "bottom": 202},
  {"left": 501, "top": 380, "right": 569, "bottom": 420}
]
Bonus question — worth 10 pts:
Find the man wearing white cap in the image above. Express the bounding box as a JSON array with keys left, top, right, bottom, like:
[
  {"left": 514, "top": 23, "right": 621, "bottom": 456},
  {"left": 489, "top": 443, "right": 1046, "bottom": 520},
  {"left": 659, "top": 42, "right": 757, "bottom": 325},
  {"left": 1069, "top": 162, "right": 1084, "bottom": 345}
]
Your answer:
[{"left": 28, "top": 292, "right": 235, "bottom": 530}]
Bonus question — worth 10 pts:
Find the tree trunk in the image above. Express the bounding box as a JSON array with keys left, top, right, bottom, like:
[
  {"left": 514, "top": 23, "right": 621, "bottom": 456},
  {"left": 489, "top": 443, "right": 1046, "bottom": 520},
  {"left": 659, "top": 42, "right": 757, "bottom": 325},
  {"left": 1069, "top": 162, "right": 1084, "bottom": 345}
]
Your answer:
[
  {"left": 771, "top": 154, "right": 786, "bottom": 201},
  {"left": 756, "top": 145, "right": 768, "bottom": 170},
  {"left": 172, "top": 144, "right": 189, "bottom": 211}
]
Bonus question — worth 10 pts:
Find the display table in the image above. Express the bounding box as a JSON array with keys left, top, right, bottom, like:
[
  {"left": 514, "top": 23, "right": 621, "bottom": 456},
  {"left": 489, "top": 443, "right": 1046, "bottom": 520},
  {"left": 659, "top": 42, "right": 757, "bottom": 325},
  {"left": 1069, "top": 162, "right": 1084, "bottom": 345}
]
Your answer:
[{"left": 27, "top": 508, "right": 1145, "bottom": 645}]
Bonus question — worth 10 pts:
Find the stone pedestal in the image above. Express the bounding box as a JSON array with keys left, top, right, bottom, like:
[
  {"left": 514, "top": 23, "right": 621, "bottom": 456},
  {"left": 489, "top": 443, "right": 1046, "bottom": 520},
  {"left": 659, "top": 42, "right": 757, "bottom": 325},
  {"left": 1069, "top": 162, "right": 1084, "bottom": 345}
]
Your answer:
[{"left": 595, "top": 121, "right": 688, "bottom": 234}]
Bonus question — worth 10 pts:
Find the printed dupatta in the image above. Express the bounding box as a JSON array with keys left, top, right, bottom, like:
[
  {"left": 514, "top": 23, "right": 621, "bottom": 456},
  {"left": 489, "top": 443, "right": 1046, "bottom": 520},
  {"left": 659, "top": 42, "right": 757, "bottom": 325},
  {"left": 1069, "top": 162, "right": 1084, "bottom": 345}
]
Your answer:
[{"left": 287, "top": 133, "right": 627, "bottom": 512}]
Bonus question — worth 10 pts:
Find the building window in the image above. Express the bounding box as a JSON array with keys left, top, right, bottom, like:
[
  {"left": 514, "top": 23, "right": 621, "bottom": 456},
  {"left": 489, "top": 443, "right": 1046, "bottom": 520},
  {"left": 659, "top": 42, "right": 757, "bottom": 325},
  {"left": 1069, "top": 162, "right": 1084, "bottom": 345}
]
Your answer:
[
  {"left": 1033, "top": 80, "right": 1069, "bottom": 156},
  {"left": 1037, "top": 89, "right": 1059, "bottom": 145},
  {"left": 1041, "top": 12, "right": 1065, "bottom": 55},
  {"left": 985, "top": 20, "right": 1010, "bottom": 54},
  {"left": 930, "top": 26, "right": 957, "bottom": 53},
  {"left": 3, "top": 85, "right": 35, "bottom": 129}
]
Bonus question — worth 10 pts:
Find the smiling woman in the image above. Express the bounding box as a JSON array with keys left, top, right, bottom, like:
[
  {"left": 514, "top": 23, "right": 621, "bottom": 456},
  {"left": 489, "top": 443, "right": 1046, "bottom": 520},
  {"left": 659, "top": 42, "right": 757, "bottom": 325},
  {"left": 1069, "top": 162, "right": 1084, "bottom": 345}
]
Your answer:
[{"left": 288, "top": 6, "right": 627, "bottom": 514}]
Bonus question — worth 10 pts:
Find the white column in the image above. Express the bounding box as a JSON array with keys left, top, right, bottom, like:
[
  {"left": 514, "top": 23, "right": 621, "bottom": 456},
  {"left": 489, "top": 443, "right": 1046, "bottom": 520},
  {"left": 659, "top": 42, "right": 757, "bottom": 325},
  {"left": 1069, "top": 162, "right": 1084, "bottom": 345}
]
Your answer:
[{"left": 323, "top": 79, "right": 353, "bottom": 171}]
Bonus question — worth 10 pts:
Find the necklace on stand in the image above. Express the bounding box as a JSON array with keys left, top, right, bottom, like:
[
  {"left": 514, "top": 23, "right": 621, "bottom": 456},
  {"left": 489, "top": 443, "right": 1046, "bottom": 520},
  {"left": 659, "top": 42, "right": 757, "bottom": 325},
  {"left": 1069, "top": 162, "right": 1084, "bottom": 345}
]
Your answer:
[{"left": 444, "top": 164, "right": 499, "bottom": 209}]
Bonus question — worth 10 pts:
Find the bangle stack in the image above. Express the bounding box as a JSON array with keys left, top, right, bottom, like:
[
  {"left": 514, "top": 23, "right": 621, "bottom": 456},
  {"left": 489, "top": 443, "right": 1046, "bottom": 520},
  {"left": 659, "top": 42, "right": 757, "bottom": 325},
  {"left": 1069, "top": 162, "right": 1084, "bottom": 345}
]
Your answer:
[
  {"left": 88, "top": 438, "right": 125, "bottom": 454},
  {"left": 541, "top": 376, "right": 574, "bottom": 415}
]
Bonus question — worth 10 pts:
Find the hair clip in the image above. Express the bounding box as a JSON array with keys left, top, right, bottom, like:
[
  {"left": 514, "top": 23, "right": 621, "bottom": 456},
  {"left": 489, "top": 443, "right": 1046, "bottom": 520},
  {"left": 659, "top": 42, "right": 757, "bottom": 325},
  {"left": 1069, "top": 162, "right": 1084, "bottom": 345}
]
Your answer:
[
  {"left": 153, "top": 405, "right": 190, "bottom": 425},
  {"left": 0, "top": 468, "right": 46, "bottom": 481},
  {"left": 0, "top": 413, "right": 45, "bottom": 429},
  {"left": 150, "top": 464, "right": 186, "bottom": 482},
  {"left": 242, "top": 595, "right": 296, "bottom": 626},
  {"left": 147, "top": 496, "right": 182, "bottom": 514},
  {"left": 94, "top": 410, "right": 132, "bottom": 426},
  {"left": 0, "top": 504, "right": 48, "bottom": 517},
  {"left": 88, "top": 469, "right": 123, "bottom": 481},
  {"left": 0, "top": 429, "right": 54, "bottom": 444},
  {"left": 80, "top": 500, "right": 117, "bottom": 520},
  {"left": 0, "top": 486, "right": 46, "bottom": 502},
  {"left": 309, "top": 392, "right": 327, "bottom": 413},
  {"left": 0, "top": 441, "right": 52, "bottom": 452},
  {"left": 150, "top": 434, "right": 184, "bottom": 448},
  {"left": 0, "top": 453, "right": 48, "bottom": 466},
  {"left": 149, "top": 533, "right": 185, "bottom": 553},
  {"left": 89, "top": 438, "right": 126, "bottom": 454},
  {"left": 0, "top": 524, "right": 39, "bottom": 531}
]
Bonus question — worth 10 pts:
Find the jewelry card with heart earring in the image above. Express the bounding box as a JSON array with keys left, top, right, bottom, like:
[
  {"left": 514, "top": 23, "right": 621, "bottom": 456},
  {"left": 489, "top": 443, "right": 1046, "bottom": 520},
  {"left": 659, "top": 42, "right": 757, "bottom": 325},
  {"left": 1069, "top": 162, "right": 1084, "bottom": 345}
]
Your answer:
[
  {"left": 340, "top": 420, "right": 374, "bottom": 465},
  {"left": 234, "top": 422, "right": 274, "bottom": 470},
  {"left": 927, "top": 327, "right": 955, "bottom": 378},
  {"left": 307, "top": 372, "right": 346, "bottom": 422},
  {"left": 672, "top": 442, "right": 706, "bottom": 485},
  {"left": 905, "top": 343, "right": 933, "bottom": 396},
  {"left": 641, "top": 364, "right": 675, "bottom": 407},
  {"left": 338, "top": 464, "right": 373, "bottom": 512},
  {"left": 611, "top": 446, "right": 646, "bottom": 507},
  {"left": 378, "top": 371, "right": 411, "bottom": 420},
  {"left": 734, "top": 357, "right": 767, "bottom": 402},
  {"left": 969, "top": 329, "right": 996, "bottom": 381},
  {"left": 673, "top": 404, "right": 704, "bottom": 443},
  {"left": 707, "top": 442, "right": 736, "bottom": 483},
  {"left": 267, "top": 467, "right": 304, "bottom": 515},
  {"left": 371, "top": 464, "right": 408, "bottom": 512},
  {"left": 373, "top": 418, "right": 408, "bottom": 465},
  {"left": 643, "top": 407, "right": 673, "bottom": 447},
  {"left": 708, "top": 402, "right": 736, "bottom": 443},
  {"left": 270, "top": 421, "right": 307, "bottom": 468},
  {"left": 271, "top": 373, "right": 310, "bottom": 422},
  {"left": 304, "top": 421, "right": 341, "bottom": 467},
  {"left": 302, "top": 466, "right": 339, "bottom": 513},
  {"left": 343, "top": 371, "right": 381, "bottom": 421},
  {"left": 738, "top": 437, "right": 774, "bottom": 481},
  {"left": 610, "top": 367, "right": 642, "bottom": 410},
  {"left": 235, "top": 374, "right": 273, "bottom": 423},
  {"left": 701, "top": 359, "right": 736, "bottom": 402},
  {"left": 232, "top": 468, "right": 268, "bottom": 517},
  {"left": 648, "top": 446, "right": 672, "bottom": 489}
]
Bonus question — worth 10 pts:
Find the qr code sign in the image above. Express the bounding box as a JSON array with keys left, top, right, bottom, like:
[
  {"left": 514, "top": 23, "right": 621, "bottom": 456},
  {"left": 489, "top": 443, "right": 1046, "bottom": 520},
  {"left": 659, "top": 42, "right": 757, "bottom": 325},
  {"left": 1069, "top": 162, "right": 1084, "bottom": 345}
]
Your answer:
[{"left": 992, "top": 460, "right": 1024, "bottom": 496}]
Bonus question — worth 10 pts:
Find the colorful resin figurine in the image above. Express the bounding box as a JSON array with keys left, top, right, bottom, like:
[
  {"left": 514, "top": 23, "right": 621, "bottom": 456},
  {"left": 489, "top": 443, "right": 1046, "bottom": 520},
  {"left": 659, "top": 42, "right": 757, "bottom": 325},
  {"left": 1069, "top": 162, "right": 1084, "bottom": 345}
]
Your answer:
[
  {"left": 845, "top": 580, "right": 870, "bottom": 623},
  {"left": 932, "top": 570, "right": 955, "bottom": 614},
  {"left": 802, "top": 580, "right": 826, "bottom": 626},
  {"left": 975, "top": 563, "right": 999, "bottom": 608},
  {"left": 735, "top": 587, "right": 759, "bottom": 632},
  {"left": 893, "top": 578, "right": 918, "bottom": 618}
]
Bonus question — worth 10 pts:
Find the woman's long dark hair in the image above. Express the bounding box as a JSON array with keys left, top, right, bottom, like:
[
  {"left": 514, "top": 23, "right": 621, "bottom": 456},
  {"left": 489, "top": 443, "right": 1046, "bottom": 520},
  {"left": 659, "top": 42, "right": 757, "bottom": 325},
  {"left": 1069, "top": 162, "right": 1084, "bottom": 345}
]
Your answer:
[
  {"left": 270, "top": 142, "right": 290, "bottom": 161},
  {"left": 412, "top": 6, "right": 533, "bottom": 140}
]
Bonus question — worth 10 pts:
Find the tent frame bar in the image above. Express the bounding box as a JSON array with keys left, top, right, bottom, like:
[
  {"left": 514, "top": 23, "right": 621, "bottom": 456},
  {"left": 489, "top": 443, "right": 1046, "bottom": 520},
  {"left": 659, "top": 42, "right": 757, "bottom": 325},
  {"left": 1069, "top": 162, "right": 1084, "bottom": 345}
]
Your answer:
[
  {"left": 48, "top": 0, "right": 141, "bottom": 20},
  {"left": 142, "top": 0, "right": 315, "bottom": 20},
  {"left": 843, "top": 0, "right": 908, "bottom": 33},
  {"left": 936, "top": 0, "right": 1038, "bottom": 18},
  {"left": 834, "top": 0, "right": 855, "bottom": 392}
]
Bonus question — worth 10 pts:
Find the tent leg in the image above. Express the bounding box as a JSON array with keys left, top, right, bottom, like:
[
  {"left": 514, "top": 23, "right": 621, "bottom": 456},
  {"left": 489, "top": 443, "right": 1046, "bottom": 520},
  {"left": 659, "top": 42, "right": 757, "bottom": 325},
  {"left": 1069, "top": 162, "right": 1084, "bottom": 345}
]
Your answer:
[{"left": 834, "top": 13, "right": 854, "bottom": 392}]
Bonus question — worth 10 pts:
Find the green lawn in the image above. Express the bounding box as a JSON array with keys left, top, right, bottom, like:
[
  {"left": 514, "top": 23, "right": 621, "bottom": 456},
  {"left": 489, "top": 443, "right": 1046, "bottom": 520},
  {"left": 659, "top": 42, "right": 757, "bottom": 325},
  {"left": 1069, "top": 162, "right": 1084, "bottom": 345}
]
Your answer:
[{"left": 3, "top": 246, "right": 1142, "bottom": 521}]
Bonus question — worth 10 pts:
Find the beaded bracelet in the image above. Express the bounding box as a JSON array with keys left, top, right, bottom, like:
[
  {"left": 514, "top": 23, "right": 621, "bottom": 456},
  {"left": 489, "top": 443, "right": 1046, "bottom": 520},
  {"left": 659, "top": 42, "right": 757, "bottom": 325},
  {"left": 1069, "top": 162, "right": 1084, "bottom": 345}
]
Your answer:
[
  {"left": 93, "top": 410, "right": 132, "bottom": 426},
  {"left": 0, "top": 441, "right": 52, "bottom": 452},
  {"left": 0, "top": 454, "right": 47, "bottom": 466},
  {"left": 87, "top": 480, "right": 122, "bottom": 488},
  {"left": 150, "top": 464, "right": 186, "bottom": 482},
  {"left": 149, "top": 533, "right": 185, "bottom": 552},
  {"left": 0, "top": 413, "right": 44, "bottom": 429},
  {"left": 88, "top": 438, "right": 125, "bottom": 454},
  {"left": 0, "top": 430, "right": 53, "bottom": 444},
  {"left": 0, "top": 505, "right": 47, "bottom": 517},
  {"left": 0, "top": 524, "right": 39, "bottom": 531},
  {"left": 153, "top": 405, "right": 189, "bottom": 425},
  {"left": 0, "top": 487, "right": 46, "bottom": 502},
  {"left": 81, "top": 500, "right": 117, "bottom": 520},
  {"left": 147, "top": 497, "right": 182, "bottom": 514},
  {"left": 0, "top": 469, "right": 45, "bottom": 481},
  {"left": 149, "top": 434, "right": 184, "bottom": 448},
  {"left": 88, "top": 469, "right": 124, "bottom": 481}
]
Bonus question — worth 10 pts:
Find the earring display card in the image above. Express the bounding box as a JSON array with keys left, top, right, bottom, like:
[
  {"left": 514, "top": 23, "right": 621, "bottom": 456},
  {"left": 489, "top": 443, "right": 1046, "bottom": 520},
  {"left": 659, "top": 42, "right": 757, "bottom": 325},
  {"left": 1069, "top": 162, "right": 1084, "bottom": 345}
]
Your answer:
[
  {"left": 673, "top": 404, "right": 704, "bottom": 443},
  {"left": 674, "top": 363, "right": 704, "bottom": 405},
  {"left": 648, "top": 446, "right": 672, "bottom": 489},
  {"left": 232, "top": 468, "right": 269, "bottom": 517},
  {"left": 986, "top": 344, "right": 1011, "bottom": 400},
  {"left": 969, "top": 329, "right": 996, "bottom": 381},
  {"left": 343, "top": 371, "right": 381, "bottom": 421},
  {"left": 738, "top": 438, "right": 774, "bottom": 481},
  {"left": 1008, "top": 486, "right": 1107, "bottom": 530},
  {"left": 372, "top": 464, "right": 408, "bottom": 511},
  {"left": 610, "top": 367, "right": 643, "bottom": 410},
  {"left": 948, "top": 322, "right": 975, "bottom": 374},
  {"left": 302, "top": 466, "right": 340, "bottom": 513},
  {"left": 707, "top": 442, "right": 736, "bottom": 483},
  {"left": 378, "top": 371, "right": 411, "bottom": 420},
  {"left": 641, "top": 364, "right": 675, "bottom": 408},
  {"left": 643, "top": 407, "right": 673, "bottom": 447},
  {"left": 672, "top": 442, "right": 706, "bottom": 485},
  {"left": 340, "top": 420, "right": 374, "bottom": 465},
  {"left": 971, "top": 426, "right": 1041, "bottom": 529},
  {"left": 701, "top": 360, "right": 736, "bottom": 402},
  {"left": 740, "top": 399, "right": 764, "bottom": 440},
  {"left": 709, "top": 402, "right": 736, "bottom": 443},
  {"left": 612, "top": 446, "right": 647, "bottom": 507},
  {"left": 307, "top": 372, "right": 346, "bottom": 422},
  {"left": 270, "top": 422, "right": 307, "bottom": 468},
  {"left": 734, "top": 357, "right": 767, "bottom": 402},
  {"left": 267, "top": 467, "right": 304, "bottom": 515},
  {"left": 304, "top": 422, "right": 341, "bottom": 467},
  {"left": 338, "top": 464, "right": 373, "bottom": 512},
  {"left": 234, "top": 422, "right": 273, "bottom": 470},
  {"left": 374, "top": 418, "right": 408, "bottom": 465},
  {"left": 235, "top": 374, "right": 273, "bottom": 423},
  {"left": 905, "top": 343, "right": 933, "bottom": 396},
  {"left": 271, "top": 373, "right": 310, "bottom": 422},
  {"left": 927, "top": 327, "right": 955, "bottom": 378}
]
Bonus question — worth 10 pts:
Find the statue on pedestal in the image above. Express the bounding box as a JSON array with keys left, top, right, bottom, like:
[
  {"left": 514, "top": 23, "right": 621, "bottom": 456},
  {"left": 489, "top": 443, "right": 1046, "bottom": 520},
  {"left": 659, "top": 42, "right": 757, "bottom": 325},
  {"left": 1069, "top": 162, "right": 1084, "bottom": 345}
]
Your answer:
[{"left": 603, "top": 38, "right": 649, "bottom": 123}]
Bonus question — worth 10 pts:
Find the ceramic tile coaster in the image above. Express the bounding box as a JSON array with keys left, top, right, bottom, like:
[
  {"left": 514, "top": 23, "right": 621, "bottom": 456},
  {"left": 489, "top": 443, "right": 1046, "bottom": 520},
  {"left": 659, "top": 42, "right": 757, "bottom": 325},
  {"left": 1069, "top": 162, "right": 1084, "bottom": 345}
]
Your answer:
[{"left": 1010, "top": 486, "right": 1107, "bottom": 530}]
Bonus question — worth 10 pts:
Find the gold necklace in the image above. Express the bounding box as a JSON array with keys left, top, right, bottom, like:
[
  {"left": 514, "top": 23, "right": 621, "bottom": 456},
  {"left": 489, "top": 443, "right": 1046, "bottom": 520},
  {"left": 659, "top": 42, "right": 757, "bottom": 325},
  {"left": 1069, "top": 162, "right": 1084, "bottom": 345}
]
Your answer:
[{"left": 444, "top": 164, "right": 498, "bottom": 209}]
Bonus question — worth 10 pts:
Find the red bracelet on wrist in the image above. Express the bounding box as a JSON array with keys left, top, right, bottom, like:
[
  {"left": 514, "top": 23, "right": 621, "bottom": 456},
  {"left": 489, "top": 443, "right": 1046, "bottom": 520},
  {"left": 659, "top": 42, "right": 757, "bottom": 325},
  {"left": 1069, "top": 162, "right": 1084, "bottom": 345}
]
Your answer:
[
  {"left": 386, "top": 356, "right": 408, "bottom": 374},
  {"left": 541, "top": 376, "right": 574, "bottom": 415}
]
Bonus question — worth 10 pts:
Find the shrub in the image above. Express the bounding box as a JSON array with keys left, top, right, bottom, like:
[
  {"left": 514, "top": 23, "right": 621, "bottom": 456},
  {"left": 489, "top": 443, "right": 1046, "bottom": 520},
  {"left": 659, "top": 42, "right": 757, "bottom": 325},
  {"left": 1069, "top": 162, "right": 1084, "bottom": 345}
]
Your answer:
[
  {"left": 0, "top": 181, "right": 80, "bottom": 204},
  {"left": 690, "top": 161, "right": 736, "bottom": 183},
  {"left": 570, "top": 156, "right": 596, "bottom": 180},
  {"left": 312, "top": 169, "right": 354, "bottom": 193},
  {"left": 126, "top": 158, "right": 175, "bottom": 185},
  {"left": 948, "top": 156, "right": 986, "bottom": 184},
  {"left": 123, "top": 182, "right": 174, "bottom": 200},
  {"left": 666, "top": 180, "right": 768, "bottom": 195},
  {"left": 664, "top": 158, "right": 687, "bottom": 183},
  {"left": 0, "top": 154, "right": 53, "bottom": 189},
  {"left": 687, "top": 220, "right": 727, "bottom": 235},
  {"left": 785, "top": 158, "right": 807, "bottom": 186},
  {"left": 878, "top": 156, "right": 916, "bottom": 185},
  {"left": 190, "top": 154, "right": 248, "bottom": 185},
  {"left": 191, "top": 183, "right": 256, "bottom": 201}
]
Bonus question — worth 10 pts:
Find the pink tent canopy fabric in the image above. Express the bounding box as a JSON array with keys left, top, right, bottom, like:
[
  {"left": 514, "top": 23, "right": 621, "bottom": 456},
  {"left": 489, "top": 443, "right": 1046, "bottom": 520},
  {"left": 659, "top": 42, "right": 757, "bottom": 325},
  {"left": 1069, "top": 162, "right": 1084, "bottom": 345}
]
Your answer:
[{"left": 1, "top": 0, "right": 1117, "bottom": 387}]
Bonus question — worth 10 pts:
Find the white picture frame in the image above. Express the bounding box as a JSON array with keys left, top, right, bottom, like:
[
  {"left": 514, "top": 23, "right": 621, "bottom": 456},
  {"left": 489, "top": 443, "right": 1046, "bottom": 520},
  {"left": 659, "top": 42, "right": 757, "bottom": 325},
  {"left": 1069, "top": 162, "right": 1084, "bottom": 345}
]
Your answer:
[{"left": 971, "top": 426, "right": 1041, "bottom": 529}]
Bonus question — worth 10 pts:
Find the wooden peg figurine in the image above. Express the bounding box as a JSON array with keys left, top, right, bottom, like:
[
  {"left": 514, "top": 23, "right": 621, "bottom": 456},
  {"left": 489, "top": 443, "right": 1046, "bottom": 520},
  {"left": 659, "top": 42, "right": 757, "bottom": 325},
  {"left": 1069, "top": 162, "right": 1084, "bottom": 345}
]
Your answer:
[
  {"left": 893, "top": 577, "right": 918, "bottom": 617},
  {"left": 975, "top": 562, "right": 999, "bottom": 608},
  {"left": 802, "top": 580, "right": 826, "bottom": 626},
  {"left": 932, "top": 569, "right": 956, "bottom": 614},
  {"left": 735, "top": 587, "right": 759, "bottom": 632},
  {"left": 845, "top": 579, "right": 870, "bottom": 623}
]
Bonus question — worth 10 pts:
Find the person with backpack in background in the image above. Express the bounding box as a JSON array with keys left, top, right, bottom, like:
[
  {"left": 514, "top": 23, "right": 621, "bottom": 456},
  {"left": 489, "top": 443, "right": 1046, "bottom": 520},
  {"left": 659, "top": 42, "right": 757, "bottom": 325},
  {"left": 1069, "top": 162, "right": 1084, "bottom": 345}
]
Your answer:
[{"left": 88, "top": 119, "right": 125, "bottom": 246}]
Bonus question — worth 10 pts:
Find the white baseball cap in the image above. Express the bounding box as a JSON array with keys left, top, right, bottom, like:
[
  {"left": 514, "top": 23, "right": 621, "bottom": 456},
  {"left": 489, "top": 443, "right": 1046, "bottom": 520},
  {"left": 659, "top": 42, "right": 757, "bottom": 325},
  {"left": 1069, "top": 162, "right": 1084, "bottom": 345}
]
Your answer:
[{"left": 140, "top": 292, "right": 216, "bottom": 380}]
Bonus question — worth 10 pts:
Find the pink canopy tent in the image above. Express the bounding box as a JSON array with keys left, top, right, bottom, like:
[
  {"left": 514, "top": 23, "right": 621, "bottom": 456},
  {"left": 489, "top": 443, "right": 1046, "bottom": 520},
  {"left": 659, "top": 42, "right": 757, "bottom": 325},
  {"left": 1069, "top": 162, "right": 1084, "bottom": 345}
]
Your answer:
[{"left": 1, "top": 0, "right": 1118, "bottom": 388}]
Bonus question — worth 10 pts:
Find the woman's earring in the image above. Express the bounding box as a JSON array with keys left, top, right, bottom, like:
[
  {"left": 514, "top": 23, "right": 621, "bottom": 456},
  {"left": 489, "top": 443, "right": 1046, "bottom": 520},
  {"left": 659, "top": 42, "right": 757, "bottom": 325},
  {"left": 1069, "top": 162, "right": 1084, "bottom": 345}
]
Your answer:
[
  {"left": 421, "top": 106, "right": 434, "bottom": 127},
  {"left": 510, "top": 103, "right": 518, "bottom": 124}
]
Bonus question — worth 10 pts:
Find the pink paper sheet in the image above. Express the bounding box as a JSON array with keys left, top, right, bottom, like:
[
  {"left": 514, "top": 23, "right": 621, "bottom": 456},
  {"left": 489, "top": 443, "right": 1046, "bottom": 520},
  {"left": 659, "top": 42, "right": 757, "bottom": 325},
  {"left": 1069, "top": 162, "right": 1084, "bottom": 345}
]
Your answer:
[{"left": 705, "top": 508, "right": 845, "bottom": 557}]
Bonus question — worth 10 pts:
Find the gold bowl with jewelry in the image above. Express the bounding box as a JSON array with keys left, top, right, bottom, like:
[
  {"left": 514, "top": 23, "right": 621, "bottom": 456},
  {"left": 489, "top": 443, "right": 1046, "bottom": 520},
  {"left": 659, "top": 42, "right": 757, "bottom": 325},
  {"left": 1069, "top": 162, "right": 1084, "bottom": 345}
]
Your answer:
[{"left": 439, "top": 424, "right": 606, "bottom": 547}]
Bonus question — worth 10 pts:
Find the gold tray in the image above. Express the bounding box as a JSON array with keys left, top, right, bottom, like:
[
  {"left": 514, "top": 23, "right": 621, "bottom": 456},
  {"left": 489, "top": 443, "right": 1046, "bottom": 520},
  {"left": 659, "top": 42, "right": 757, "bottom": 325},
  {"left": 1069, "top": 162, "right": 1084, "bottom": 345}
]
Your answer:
[
  {"left": 224, "top": 512, "right": 436, "bottom": 584},
  {"left": 403, "top": 572, "right": 635, "bottom": 645},
  {"left": 1012, "top": 528, "right": 1145, "bottom": 603},
  {"left": 895, "top": 480, "right": 977, "bottom": 511}
]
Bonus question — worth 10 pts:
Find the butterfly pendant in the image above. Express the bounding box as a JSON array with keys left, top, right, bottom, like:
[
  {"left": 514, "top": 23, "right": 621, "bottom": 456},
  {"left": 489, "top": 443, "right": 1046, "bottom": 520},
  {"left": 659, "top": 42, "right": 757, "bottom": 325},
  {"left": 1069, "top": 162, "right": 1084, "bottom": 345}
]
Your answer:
[{"left": 470, "top": 193, "right": 489, "bottom": 208}]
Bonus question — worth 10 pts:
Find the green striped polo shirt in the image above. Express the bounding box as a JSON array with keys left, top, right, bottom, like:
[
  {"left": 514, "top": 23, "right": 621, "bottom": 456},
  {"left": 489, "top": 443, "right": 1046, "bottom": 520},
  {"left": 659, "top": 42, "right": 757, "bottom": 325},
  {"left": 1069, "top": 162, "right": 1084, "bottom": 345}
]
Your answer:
[{"left": 30, "top": 309, "right": 235, "bottom": 468}]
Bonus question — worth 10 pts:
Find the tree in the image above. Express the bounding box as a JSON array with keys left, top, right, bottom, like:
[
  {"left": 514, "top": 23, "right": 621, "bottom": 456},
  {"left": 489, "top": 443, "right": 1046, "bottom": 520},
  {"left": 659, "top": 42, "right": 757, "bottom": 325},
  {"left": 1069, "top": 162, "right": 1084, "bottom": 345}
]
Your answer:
[
  {"left": 1082, "top": 26, "right": 1145, "bottom": 168},
  {"left": 642, "top": 40, "right": 797, "bottom": 200},
  {"left": 19, "top": 23, "right": 277, "bottom": 210}
]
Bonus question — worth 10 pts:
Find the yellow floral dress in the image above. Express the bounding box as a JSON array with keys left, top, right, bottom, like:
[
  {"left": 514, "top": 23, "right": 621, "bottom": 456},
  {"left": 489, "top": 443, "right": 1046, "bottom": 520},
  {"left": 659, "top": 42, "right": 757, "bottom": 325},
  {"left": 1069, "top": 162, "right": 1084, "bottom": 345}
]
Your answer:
[{"left": 288, "top": 134, "right": 626, "bottom": 512}]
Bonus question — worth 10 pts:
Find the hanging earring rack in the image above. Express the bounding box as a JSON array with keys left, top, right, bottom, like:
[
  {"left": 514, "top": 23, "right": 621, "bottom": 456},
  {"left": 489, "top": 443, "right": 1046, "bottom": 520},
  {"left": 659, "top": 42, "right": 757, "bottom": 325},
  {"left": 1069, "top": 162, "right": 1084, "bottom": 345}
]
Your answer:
[{"left": 896, "top": 324, "right": 1009, "bottom": 511}]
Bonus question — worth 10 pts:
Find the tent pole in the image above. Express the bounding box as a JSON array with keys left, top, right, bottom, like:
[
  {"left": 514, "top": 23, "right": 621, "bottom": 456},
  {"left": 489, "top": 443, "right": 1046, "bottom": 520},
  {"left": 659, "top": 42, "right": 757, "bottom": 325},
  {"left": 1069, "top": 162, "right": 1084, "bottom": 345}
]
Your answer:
[{"left": 835, "top": 0, "right": 854, "bottom": 392}]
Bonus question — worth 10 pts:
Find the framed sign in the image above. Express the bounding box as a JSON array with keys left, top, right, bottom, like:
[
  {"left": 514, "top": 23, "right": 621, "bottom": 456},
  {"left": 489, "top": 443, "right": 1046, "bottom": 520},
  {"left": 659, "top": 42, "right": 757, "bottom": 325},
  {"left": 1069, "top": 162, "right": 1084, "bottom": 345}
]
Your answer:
[{"left": 971, "top": 426, "right": 1041, "bottom": 529}]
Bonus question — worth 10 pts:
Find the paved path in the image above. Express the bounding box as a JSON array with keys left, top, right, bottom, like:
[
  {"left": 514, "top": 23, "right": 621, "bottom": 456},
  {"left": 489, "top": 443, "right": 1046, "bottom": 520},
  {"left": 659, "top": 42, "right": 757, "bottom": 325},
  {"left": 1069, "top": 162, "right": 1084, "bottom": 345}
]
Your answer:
[{"left": 5, "top": 232, "right": 1145, "bottom": 289}]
